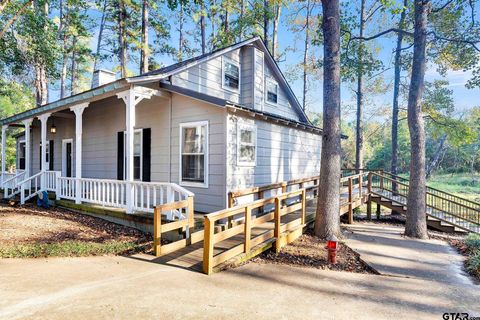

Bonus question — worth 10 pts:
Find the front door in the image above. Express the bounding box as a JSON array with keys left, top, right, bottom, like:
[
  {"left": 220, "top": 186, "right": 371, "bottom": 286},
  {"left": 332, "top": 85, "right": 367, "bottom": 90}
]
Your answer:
[{"left": 62, "top": 139, "right": 73, "bottom": 177}]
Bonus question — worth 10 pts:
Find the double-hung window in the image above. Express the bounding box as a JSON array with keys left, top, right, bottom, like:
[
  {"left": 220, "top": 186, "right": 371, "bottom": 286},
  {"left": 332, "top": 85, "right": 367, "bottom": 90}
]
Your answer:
[
  {"left": 237, "top": 123, "right": 256, "bottom": 166},
  {"left": 266, "top": 78, "right": 278, "bottom": 104},
  {"left": 123, "top": 130, "right": 142, "bottom": 180},
  {"left": 180, "top": 121, "right": 208, "bottom": 187},
  {"left": 222, "top": 57, "right": 240, "bottom": 91}
]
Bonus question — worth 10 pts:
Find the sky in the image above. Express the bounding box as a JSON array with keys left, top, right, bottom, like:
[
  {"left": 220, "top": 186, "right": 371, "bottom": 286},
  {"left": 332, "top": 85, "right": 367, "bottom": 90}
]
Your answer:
[{"left": 49, "top": 1, "right": 480, "bottom": 123}]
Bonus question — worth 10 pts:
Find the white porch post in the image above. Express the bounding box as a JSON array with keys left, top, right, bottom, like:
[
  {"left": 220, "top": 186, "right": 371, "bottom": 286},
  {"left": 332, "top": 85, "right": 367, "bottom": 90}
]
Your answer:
[
  {"left": 117, "top": 86, "right": 155, "bottom": 213},
  {"left": 22, "top": 119, "right": 33, "bottom": 178},
  {"left": 70, "top": 103, "right": 89, "bottom": 204},
  {"left": 1, "top": 125, "right": 7, "bottom": 185},
  {"left": 38, "top": 113, "right": 51, "bottom": 189}
]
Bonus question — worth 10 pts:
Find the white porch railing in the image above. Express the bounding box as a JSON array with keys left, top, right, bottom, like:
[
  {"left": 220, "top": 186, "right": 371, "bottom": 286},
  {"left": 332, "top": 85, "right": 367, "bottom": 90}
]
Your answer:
[
  {"left": 19, "top": 171, "right": 43, "bottom": 204},
  {"left": 3, "top": 170, "right": 26, "bottom": 198},
  {"left": 56, "top": 177, "right": 194, "bottom": 217}
]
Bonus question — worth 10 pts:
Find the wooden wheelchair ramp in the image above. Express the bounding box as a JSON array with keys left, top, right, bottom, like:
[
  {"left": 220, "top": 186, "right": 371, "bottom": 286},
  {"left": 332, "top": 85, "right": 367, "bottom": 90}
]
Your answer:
[{"left": 151, "top": 171, "right": 480, "bottom": 275}]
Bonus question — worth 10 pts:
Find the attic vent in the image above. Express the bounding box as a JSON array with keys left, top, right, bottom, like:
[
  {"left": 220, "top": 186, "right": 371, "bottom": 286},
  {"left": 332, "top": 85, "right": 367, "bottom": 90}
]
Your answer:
[{"left": 91, "top": 69, "right": 116, "bottom": 88}]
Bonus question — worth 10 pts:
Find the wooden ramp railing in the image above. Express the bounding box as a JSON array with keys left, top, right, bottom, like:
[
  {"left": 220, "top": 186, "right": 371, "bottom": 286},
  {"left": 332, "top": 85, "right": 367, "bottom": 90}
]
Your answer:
[
  {"left": 152, "top": 170, "right": 480, "bottom": 275},
  {"left": 368, "top": 171, "right": 480, "bottom": 233},
  {"left": 203, "top": 188, "right": 307, "bottom": 275}
]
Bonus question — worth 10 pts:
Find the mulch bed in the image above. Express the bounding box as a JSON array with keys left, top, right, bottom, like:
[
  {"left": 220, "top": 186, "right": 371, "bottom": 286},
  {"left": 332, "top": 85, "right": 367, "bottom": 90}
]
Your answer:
[
  {"left": 251, "top": 229, "right": 377, "bottom": 274},
  {"left": 0, "top": 203, "right": 153, "bottom": 257}
]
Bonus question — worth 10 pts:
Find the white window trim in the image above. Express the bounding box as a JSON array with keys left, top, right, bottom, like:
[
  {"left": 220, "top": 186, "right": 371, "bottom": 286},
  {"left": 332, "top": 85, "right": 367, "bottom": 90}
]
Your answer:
[
  {"left": 61, "top": 138, "right": 73, "bottom": 177},
  {"left": 179, "top": 120, "right": 209, "bottom": 188},
  {"left": 265, "top": 77, "right": 279, "bottom": 106},
  {"left": 237, "top": 122, "right": 257, "bottom": 167},
  {"left": 40, "top": 141, "right": 50, "bottom": 169},
  {"left": 221, "top": 56, "right": 241, "bottom": 93},
  {"left": 123, "top": 129, "right": 143, "bottom": 181},
  {"left": 18, "top": 139, "right": 26, "bottom": 170}
]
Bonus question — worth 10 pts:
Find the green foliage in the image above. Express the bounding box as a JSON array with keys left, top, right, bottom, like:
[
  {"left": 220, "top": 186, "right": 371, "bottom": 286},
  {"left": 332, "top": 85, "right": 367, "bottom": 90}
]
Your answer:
[
  {"left": 467, "top": 251, "right": 480, "bottom": 278},
  {"left": 465, "top": 233, "right": 480, "bottom": 251},
  {"left": 0, "top": 240, "right": 145, "bottom": 258}
]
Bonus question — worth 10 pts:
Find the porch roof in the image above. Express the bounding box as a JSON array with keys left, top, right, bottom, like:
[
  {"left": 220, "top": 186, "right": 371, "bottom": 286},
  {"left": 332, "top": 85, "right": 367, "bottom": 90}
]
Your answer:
[{"left": 0, "top": 80, "right": 128, "bottom": 126}]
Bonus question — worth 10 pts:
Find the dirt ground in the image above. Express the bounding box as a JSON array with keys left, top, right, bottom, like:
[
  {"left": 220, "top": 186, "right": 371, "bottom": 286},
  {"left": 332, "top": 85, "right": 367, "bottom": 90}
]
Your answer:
[
  {"left": 0, "top": 203, "right": 150, "bottom": 246},
  {"left": 252, "top": 229, "right": 376, "bottom": 274}
]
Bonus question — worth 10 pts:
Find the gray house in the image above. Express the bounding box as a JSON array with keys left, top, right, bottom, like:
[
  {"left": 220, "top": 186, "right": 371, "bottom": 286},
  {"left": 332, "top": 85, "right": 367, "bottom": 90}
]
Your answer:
[{"left": 1, "top": 37, "right": 322, "bottom": 214}]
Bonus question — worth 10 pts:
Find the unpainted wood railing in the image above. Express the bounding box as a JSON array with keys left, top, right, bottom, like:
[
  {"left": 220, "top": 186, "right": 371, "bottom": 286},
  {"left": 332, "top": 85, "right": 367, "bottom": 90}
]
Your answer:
[
  {"left": 203, "top": 188, "right": 307, "bottom": 275},
  {"left": 153, "top": 195, "right": 197, "bottom": 257},
  {"left": 368, "top": 171, "right": 480, "bottom": 231}
]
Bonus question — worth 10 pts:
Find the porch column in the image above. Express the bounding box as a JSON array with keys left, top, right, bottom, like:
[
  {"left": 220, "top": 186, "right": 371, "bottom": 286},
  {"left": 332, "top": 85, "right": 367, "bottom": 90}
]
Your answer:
[
  {"left": 117, "top": 86, "right": 156, "bottom": 213},
  {"left": 22, "top": 119, "right": 33, "bottom": 178},
  {"left": 1, "top": 125, "right": 6, "bottom": 185},
  {"left": 70, "top": 103, "right": 89, "bottom": 204},
  {"left": 38, "top": 113, "right": 51, "bottom": 189}
]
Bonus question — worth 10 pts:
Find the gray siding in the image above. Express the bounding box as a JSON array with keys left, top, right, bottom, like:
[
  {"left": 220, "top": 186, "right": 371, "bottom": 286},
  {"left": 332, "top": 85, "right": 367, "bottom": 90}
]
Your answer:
[
  {"left": 226, "top": 113, "right": 321, "bottom": 203},
  {"left": 263, "top": 60, "right": 300, "bottom": 120},
  {"left": 169, "top": 94, "right": 227, "bottom": 213},
  {"left": 172, "top": 49, "right": 242, "bottom": 104}
]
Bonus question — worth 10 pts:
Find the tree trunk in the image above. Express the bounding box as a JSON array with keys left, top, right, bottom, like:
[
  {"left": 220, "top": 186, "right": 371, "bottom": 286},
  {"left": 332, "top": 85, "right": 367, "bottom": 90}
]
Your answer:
[
  {"left": 302, "top": 0, "right": 311, "bottom": 112},
  {"left": 140, "top": 0, "right": 149, "bottom": 74},
  {"left": 239, "top": 0, "right": 245, "bottom": 41},
  {"left": 93, "top": 0, "right": 107, "bottom": 73},
  {"left": 355, "top": 0, "right": 366, "bottom": 172},
  {"left": 60, "top": 35, "right": 68, "bottom": 98},
  {"left": 263, "top": 0, "right": 269, "bottom": 49},
  {"left": 391, "top": 0, "right": 408, "bottom": 184},
  {"left": 178, "top": 2, "right": 184, "bottom": 61},
  {"left": 426, "top": 134, "right": 447, "bottom": 178},
  {"left": 271, "top": 5, "right": 281, "bottom": 59},
  {"left": 200, "top": 1, "right": 206, "bottom": 54},
  {"left": 405, "top": 0, "right": 430, "bottom": 239},
  {"left": 314, "top": 0, "right": 342, "bottom": 239},
  {"left": 0, "top": 0, "right": 33, "bottom": 39},
  {"left": 70, "top": 36, "right": 77, "bottom": 95},
  {"left": 117, "top": 0, "right": 128, "bottom": 78}
]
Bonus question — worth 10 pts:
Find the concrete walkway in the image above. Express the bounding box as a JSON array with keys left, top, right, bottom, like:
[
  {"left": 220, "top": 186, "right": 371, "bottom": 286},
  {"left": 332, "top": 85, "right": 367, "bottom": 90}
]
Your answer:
[
  {"left": 344, "top": 223, "right": 474, "bottom": 286},
  {"left": 0, "top": 253, "right": 479, "bottom": 319}
]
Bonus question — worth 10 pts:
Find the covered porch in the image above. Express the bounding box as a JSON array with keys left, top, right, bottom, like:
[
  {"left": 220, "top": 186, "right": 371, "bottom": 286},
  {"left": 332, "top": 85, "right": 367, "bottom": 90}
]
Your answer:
[{"left": 0, "top": 82, "right": 194, "bottom": 219}]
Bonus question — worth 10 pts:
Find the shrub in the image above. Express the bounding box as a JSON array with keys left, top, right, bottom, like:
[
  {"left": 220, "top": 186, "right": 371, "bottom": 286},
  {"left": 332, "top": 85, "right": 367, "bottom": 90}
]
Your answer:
[
  {"left": 465, "top": 233, "right": 480, "bottom": 251},
  {"left": 467, "top": 251, "right": 480, "bottom": 278}
]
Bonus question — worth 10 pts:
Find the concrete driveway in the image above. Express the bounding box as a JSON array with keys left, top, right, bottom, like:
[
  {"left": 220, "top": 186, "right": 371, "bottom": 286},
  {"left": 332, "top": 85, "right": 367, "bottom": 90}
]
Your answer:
[{"left": 1, "top": 253, "right": 479, "bottom": 320}]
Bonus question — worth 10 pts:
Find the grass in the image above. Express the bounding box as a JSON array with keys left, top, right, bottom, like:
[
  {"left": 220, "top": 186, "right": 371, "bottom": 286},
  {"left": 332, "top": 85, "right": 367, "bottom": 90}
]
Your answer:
[
  {"left": 0, "top": 240, "right": 147, "bottom": 258},
  {"left": 427, "top": 173, "right": 480, "bottom": 202}
]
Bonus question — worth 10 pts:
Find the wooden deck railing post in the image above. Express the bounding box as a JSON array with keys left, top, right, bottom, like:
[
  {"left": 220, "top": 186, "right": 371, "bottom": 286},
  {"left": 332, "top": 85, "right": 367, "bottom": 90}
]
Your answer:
[
  {"left": 348, "top": 177, "right": 353, "bottom": 224},
  {"left": 203, "top": 217, "right": 214, "bottom": 275},
  {"left": 281, "top": 182, "right": 287, "bottom": 193},
  {"left": 153, "top": 206, "right": 162, "bottom": 257},
  {"left": 274, "top": 197, "right": 281, "bottom": 253},
  {"left": 358, "top": 174, "right": 363, "bottom": 199},
  {"left": 244, "top": 206, "right": 251, "bottom": 253},
  {"left": 227, "top": 192, "right": 234, "bottom": 208},
  {"left": 380, "top": 170, "right": 384, "bottom": 190},
  {"left": 301, "top": 188, "right": 306, "bottom": 225},
  {"left": 367, "top": 172, "right": 372, "bottom": 220},
  {"left": 187, "top": 195, "right": 194, "bottom": 230}
]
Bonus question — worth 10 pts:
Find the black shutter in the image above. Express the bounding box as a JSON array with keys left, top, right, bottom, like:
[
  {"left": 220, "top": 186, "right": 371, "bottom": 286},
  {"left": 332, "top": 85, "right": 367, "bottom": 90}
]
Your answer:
[
  {"left": 39, "top": 145, "right": 42, "bottom": 170},
  {"left": 142, "top": 128, "right": 151, "bottom": 182},
  {"left": 49, "top": 140, "right": 54, "bottom": 171},
  {"left": 117, "top": 132, "right": 124, "bottom": 180}
]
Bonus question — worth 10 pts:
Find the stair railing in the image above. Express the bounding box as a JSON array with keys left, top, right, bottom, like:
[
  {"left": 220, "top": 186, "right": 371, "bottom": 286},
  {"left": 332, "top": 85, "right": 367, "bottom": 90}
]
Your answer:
[{"left": 368, "top": 171, "right": 480, "bottom": 231}]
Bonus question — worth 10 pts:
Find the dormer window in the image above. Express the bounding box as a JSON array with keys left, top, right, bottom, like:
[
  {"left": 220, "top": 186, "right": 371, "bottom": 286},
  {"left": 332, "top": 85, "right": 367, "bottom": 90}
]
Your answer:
[
  {"left": 222, "top": 57, "right": 240, "bottom": 91},
  {"left": 266, "top": 79, "right": 278, "bottom": 104}
]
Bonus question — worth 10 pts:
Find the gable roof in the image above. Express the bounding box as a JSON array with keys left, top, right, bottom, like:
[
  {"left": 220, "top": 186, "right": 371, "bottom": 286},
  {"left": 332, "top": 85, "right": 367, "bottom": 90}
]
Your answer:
[{"left": 128, "top": 37, "right": 311, "bottom": 124}]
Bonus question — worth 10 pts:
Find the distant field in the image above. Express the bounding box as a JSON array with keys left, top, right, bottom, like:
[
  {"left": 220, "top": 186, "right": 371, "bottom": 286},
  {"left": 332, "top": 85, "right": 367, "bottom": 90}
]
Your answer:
[{"left": 427, "top": 173, "right": 480, "bottom": 203}]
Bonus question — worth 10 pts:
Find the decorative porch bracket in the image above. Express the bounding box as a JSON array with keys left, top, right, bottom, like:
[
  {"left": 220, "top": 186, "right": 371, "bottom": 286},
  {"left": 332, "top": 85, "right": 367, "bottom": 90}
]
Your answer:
[
  {"left": 70, "top": 103, "right": 89, "bottom": 204},
  {"left": 117, "top": 86, "right": 157, "bottom": 213}
]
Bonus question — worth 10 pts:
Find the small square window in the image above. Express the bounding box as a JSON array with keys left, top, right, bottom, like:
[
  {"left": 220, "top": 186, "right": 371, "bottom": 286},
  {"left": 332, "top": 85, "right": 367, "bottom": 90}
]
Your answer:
[
  {"left": 223, "top": 58, "right": 240, "bottom": 91},
  {"left": 266, "top": 79, "right": 278, "bottom": 104}
]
